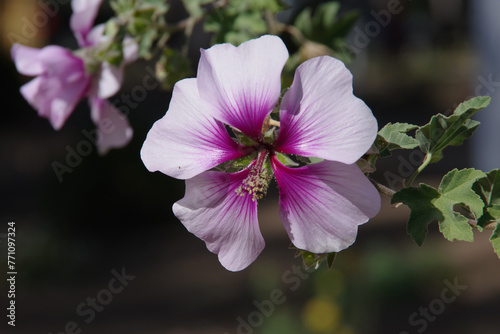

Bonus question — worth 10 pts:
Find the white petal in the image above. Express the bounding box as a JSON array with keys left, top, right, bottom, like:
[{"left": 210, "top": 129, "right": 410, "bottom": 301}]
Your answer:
[
  {"left": 71, "top": 0, "right": 103, "bottom": 46},
  {"left": 275, "top": 56, "right": 378, "bottom": 164},
  {"left": 272, "top": 156, "right": 381, "bottom": 253},
  {"left": 196, "top": 35, "right": 289, "bottom": 139},
  {"left": 89, "top": 97, "right": 133, "bottom": 154},
  {"left": 97, "top": 62, "right": 122, "bottom": 99},
  {"left": 141, "top": 78, "right": 251, "bottom": 180},
  {"left": 173, "top": 169, "right": 264, "bottom": 271}
]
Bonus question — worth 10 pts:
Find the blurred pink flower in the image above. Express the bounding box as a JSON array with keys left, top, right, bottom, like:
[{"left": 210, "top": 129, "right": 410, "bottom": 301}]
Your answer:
[
  {"left": 11, "top": 44, "right": 91, "bottom": 130},
  {"left": 11, "top": 0, "right": 138, "bottom": 154},
  {"left": 141, "top": 35, "right": 381, "bottom": 271}
]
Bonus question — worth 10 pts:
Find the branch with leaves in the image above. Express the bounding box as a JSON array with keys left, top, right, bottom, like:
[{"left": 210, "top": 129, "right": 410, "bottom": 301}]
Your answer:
[{"left": 370, "top": 97, "right": 500, "bottom": 258}]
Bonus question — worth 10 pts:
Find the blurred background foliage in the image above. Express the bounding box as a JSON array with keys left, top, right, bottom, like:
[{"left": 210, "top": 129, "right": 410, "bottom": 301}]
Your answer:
[{"left": 1, "top": 0, "right": 500, "bottom": 333}]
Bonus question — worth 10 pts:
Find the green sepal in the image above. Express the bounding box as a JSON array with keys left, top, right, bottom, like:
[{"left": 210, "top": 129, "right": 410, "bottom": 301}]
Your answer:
[
  {"left": 295, "top": 156, "right": 324, "bottom": 165},
  {"left": 263, "top": 155, "right": 273, "bottom": 175},
  {"left": 231, "top": 153, "right": 257, "bottom": 168},
  {"left": 214, "top": 152, "right": 256, "bottom": 173},
  {"left": 302, "top": 251, "right": 317, "bottom": 269},
  {"left": 326, "top": 252, "right": 337, "bottom": 269},
  {"left": 309, "top": 157, "right": 324, "bottom": 164},
  {"left": 291, "top": 245, "right": 337, "bottom": 269},
  {"left": 233, "top": 129, "right": 257, "bottom": 147},
  {"left": 275, "top": 153, "right": 299, "bottom": 167},
  {"left": 263, "top": 127, "right": 276, "bottom": 144}
]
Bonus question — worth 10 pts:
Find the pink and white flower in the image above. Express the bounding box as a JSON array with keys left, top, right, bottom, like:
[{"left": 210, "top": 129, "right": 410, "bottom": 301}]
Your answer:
[
  {"left": 11, "top": 0, "right": 137, "bottom": 154},
  {"left": 141, "top": 35, "right": 381, "bottom": 271}
]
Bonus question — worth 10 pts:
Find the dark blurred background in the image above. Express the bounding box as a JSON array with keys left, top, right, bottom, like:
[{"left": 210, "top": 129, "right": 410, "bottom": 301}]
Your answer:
[{"left": 1, "top": 0, "right": 500, "bottom": 333}]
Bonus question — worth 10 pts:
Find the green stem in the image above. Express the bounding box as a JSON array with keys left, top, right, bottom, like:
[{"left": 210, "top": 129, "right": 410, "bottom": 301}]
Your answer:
[{"left": 408, "top": 153, "right": 433, "bottom": 187}]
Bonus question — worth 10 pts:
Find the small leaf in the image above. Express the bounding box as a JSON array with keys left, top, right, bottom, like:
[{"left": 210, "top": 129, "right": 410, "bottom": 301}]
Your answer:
[
  {"left": 473, "top": 169, "right": 500, "bottom": 227},
  {"left": 491, "top": 223, "right": 500, "bottom": 258},
  {"left": 392, "top": 184, "right": 442, "bottom": 246},
  {"left": 378, "top": 122, "right": 419, "bottom": 155},
  {"left": 415, "top": 96, "right": 490, "bottom": 163}
]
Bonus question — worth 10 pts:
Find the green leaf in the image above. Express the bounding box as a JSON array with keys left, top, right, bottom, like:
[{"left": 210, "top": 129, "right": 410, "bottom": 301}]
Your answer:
[
  {"left": 248, "top": 0, "right": 287, "bottom": 12},
  {"left": 205, "top": 0, "right": 286, "bottom": 45},
  {"left": 491, "top": 224, "right": 500, "bottom": 258},
  {"left": 435, "top": 168, "right": 486, "bottom": 242},
  {"left": 293, "top": 2, "right": 358, "bottom": 59},
  {"left": 488, "top": 206, "right": 500, "bottom": 222},
  {"left": 415, "top": 96, "right": 490, "bottom": 163},
  {"left": 112, "top": 0, "right": 168, "bottom": 59},
  {"left": 393, "top": 168, "right": 486, "bottom": 245},
  {"left": 182, "top": 0, "right": 204, "bottom": 18},
  {"left": 294, "top": 7, "right": 313, "bottom": 36},
  {"left": 378, "top": 122, "right": 419, "bottom": 156},
  {"left": 233, "top": 11, "right": 267, "bottom": 36},
  {"left": 156, "top": 47, "right": 191, "bottom": 88},
  {"left": 473, "top": 169, "right": 500, "bottom": 227},
  {"left": 392, "top": 184, "right": 442, "bottom": 246}
]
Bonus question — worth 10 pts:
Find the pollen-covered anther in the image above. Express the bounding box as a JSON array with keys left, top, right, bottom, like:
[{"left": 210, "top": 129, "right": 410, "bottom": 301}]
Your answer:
[{"left": 235, "top": 166, "right": 271, "bottom": 201}]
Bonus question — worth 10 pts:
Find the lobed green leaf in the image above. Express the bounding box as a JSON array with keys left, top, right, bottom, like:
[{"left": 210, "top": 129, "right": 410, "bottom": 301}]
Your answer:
[
  {"left": 393, "top": 168, "right": 486, "bottom": 245},
  {"left": 392, "top": 184, "right": 442, "bottom": 246},
  {"left": 415, "top": 96, "right": 490, "bottom": 163}
]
